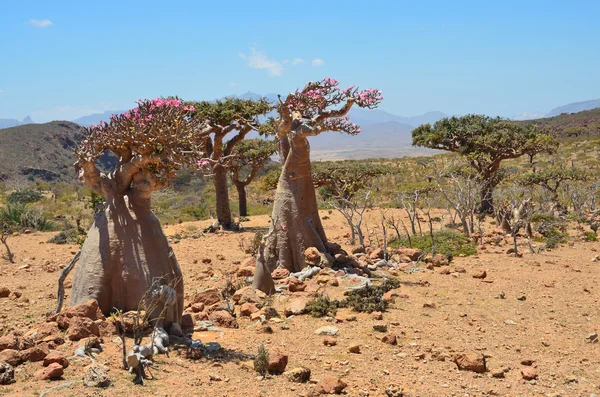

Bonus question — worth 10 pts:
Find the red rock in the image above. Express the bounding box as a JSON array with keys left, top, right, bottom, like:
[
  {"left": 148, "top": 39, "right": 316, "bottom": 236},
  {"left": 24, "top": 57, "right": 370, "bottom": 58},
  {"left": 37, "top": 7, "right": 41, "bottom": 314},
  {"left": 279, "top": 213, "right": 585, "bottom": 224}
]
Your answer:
[
  {"left": 208, "top": 310, "right": 239, "bottom": 329},
  {"left": 67, "top": 317, "right": 100, "bottom": 341},
  {"left": 432, "top": 254, "right": 449, "bottom": 267},
  {"left": 43, "top": 351, "right": 69, "bottom": 369},
  {"left": 313, "top": 376, "right": 347, "bottom": 394},
  {"left": 271, "top": 268, "right": 290, "bottom": 280},
  {"left": 454, "top": 266, "right": 467, "bottom": 273},
  {"left": 304, "top": 247, "right": 321, "bottom": 264},
  {"left": 288, "top": 277, "right": 306, "bottom": 293},
  {"left": 192, "top": 288, "right": 222, "bottom": 306},
  {"left": 323, "top": 338, "right": 337, "bottom": 346},
  {"left": 284, "top": 299, "right": 307, "bottom": 316},
  {"left": 369, "top": 248, "right": 385, "bottom": 260},
  {"left": 232, "top": 286, "right": 266, "bottom": 304},
  {"left": 521, "top": 367, "right": 537, "bottom": 380},
  {"left": 372, "top": 311, "right": 383, "bottom": 320},
  {"left": 191, "top": 303, "right": 205, "bottom": 313},
  {"left": 8, "top": 291, "right": 21, "bottom": 300},
  {"left": 453, "top": 353, "right": 486, "bottom": 373},
  {"left": 0, "top": 349, "right": 22, "bottom": 366},
  {"left": 96, "top": 319, "right": 117, "bottom": 338},
  {"left": 47, "top": 299, "right": 100, "bottom": 327},
  {"left": 472, "top": 270, "right": 487, "bottom": 279},
  {"left": 26, "top": 322, "right": 62, "bottom": 344},
  {"left": 237, "top": 266, "right": 255, "bottom": 277},
  {"left": 192, "top": 311, "right": 209, "bottom": 322},
  {"left": 267, "top": 350, "right": 288, "bottom": 374},
  {"left": 0, "top": 335, "right": 18, "bottom": 352},
  {"left": 396, "top": 248, "right": 422, "bottom": 261},
  {"left": 330, "top": 278, "right": 339, "bottom": 287},
  {"left": 240, "top": 303, "right": 259, "bottom": 317},
  {"left": 381, "top": 334, "right": 397, "bottom": 345},
  {"left": 438, "top": 266, "right": 451, "bottom": 275},
  {"left": 22, "top": 343, "right": 49, "bottom": 362},
  {"left": 383, "top": 289, "right": 400, "bottom": 303},
  {"left": 35, "top": 362, "right": 64, "bottom": 380},
  {"left": 17, "top": 336, "right": 34, "bottom": 351},
  {"left": 0, "top": 287, "right": 10, "bottom": 298}
]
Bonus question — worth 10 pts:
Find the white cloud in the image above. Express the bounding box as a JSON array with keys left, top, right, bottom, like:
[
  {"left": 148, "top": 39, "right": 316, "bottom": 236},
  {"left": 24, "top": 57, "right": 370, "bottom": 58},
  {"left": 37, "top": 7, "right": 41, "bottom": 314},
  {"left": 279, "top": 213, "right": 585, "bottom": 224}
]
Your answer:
[
  {"left": 513, "top": 111, "right": 546, "bottom": 121},
  {"left": 238, "top": 47, "right": 283, "bottom": 76},
  {"left": 312, "top": 58, "right": 325, "bottom": 67},
  {"left": 292, "top": 58, "right": 304, "bottom": 65},
  {"left": 29, "top": 19, "right": 53, "bottom": 28}
]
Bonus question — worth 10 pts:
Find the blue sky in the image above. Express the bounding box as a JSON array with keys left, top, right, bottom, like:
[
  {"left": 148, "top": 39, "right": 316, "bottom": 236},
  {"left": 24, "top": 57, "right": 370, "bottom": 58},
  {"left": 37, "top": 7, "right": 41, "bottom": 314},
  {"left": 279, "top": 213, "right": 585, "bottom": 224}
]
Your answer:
[{"left": 1, "top": 0, "right": 599, "bottom": 122}]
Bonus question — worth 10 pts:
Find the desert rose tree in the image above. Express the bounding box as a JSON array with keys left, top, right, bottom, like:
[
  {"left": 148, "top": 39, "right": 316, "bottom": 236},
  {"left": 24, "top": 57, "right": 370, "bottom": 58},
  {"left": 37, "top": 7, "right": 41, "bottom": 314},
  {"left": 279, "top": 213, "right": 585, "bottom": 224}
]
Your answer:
[
  {"left": 253, "top": 78, "right": 383, "bottom": 293},
  {"left": 190, "top": 98, "right": 272, "bottom": 230},
  {"left": 72, "top": 98, "right": 202, "bottom": 332},
  {"left": 229, "top": 138, "right": 277, "bottom": 217}
]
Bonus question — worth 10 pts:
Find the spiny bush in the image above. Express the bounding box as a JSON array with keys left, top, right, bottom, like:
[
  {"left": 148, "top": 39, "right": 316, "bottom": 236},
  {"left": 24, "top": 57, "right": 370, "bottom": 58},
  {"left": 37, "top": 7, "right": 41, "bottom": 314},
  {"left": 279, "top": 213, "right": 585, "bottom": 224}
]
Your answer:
[
  {"left": 305, "top": 294, "right": 338, "bottom": 318},
  {"left": 584, "top": 231, "right": 598, "bottom": 242},
  {"left": 338, "top": 278, "right": 401, "bottom": 313},
  {"left": 7, "top": 190, "right": 42, "bottom": 204},
  {"left": 390, "top": 229, "right": 477, "bottom": 258},
  {"left": 254, "top": 344, "right": 269, "bottom": 377}
]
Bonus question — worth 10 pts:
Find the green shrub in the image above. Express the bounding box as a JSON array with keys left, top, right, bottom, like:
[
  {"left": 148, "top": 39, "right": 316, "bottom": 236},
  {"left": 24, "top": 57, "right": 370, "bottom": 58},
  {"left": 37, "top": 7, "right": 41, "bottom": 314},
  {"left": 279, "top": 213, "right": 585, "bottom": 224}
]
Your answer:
[
  {"left": 0, "top": 204, "right": 55, "bottom": 231},
  {"left": 7, "top": 190, "right": 42, "bottom": 204},
  {"left": 305, "top": 295, "right": 338, "bottom": 318},
  {"left": 338, "top": 278, "right": 401, "bottom": 313},
  {"left": 584, "top": 231, "right": 598, "bottom": 242},
  {"left": 390, "top": 229, "right": 477, "bottom": 257},
  {"left": 254, "top": 344, "right": 269, "bottom": 377}
]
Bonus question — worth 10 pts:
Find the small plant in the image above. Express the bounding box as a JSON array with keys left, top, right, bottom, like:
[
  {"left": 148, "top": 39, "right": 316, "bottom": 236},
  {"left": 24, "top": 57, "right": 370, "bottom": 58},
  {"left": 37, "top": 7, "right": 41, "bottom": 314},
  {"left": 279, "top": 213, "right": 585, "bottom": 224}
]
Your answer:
[
  {"left": 390, "top": 229, "right": 477, "bottom": 258},
  {"left": 584, "top": 231, "right": 598, "bottom": 242},
  {"left": 337, "top": 278, "right": 401, "bottom": 313},
  {"left": 305, "top": 294, "right": 338, "bottom": 318},
  {"left": 254, "top": 344, "right": 269, "bottom": 377}
]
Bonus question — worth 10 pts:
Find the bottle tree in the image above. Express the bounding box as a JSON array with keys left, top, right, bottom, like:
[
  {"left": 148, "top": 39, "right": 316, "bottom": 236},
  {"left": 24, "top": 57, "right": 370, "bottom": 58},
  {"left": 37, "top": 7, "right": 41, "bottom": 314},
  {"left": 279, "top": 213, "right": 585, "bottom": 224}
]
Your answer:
[
  {"left": 228, "top": 138, "right": 277, "bottom": 217},
  {"left": 72, "top": 98, "right": 202, "bottom": 332},
  {"left": 412, "top": 115, "right": 558, "bottom": 213},
  {"left": 253, "top": 78, "right": 382, "bottom": 293},
  {"left": 189, "top": 98, "right": 272, "bottom": 230}
]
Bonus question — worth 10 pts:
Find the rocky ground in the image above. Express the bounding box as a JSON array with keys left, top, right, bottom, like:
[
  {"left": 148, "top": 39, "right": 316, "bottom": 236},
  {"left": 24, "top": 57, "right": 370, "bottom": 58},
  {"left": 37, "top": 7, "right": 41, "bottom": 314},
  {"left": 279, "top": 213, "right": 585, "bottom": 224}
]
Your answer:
[{"left": 0, "top": 209, "right": 599, "bottom": 397}]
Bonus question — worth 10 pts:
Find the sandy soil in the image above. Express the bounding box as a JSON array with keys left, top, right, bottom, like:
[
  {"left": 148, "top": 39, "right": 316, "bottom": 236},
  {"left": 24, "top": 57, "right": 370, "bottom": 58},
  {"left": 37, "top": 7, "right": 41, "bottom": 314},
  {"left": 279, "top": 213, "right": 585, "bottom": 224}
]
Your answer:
[{"left": 0, "top": 209, "right": 599, "bottom": 397}]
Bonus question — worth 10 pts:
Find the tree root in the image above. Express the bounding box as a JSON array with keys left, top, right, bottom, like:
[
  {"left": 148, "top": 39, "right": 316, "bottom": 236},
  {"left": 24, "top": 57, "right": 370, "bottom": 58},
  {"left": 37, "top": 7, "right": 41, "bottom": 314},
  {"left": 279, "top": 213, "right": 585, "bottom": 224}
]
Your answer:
[{"left": 39, "top": 380, "right": 82, "bottom": 397}]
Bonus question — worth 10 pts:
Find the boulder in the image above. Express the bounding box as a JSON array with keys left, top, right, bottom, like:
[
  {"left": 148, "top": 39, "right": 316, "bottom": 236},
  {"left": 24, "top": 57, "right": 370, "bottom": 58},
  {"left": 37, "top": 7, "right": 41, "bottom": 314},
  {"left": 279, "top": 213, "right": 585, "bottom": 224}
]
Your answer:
[
  {"left": 22, "top": 343, "right": 50, "bottom": 362},
  {"left": 192, "top": 288, "right": 222, "bottom": 306},
  {"left": 232, "top": 286, "right": 265, "bottom": 305},
  {"left": 240, "top": 303, "right": 259, "bottom": 317},
  {"left": 521, "top": 367, "right": 538, "bottom": 380},
  {"left": 0, "top": 334, "right": 18, "bottom": 352},
  {"left": 208, "top": 310, "right": 239, "bottom": 329},
  {"left": 453, "top": 353, "right": 486, "bottom": 373},
  {"left": 396, "top": 248, "right": 422, "bottom": 261},
  {"left": 43, "top": 351, "right": 69, "bottom": 368},
  {"left": 313, "top": 376, "right": 347, "bottom": 395},
  {"left": 48, "top": 299, "right": 101, "bottom": 328},
  {"left": 0, "top": 287, "right": 10, "bottom": 298},
  {"left": 67, "top": 317, "right": 100, "bottom": 341},
  {"left": 35, "top": 362, "right": 64, "bottom": 380},
  {"left": 284, "top": 299, "right": 307, "bottom": 316},
  {"left": 268, "top": 351, "right": 288, "bottom": 374},
  {"left": 287, "top": 367, "right": 311, "bottom": 383},
  {"left": 0, "top": 349, "right": 22, "bottom": 366}
]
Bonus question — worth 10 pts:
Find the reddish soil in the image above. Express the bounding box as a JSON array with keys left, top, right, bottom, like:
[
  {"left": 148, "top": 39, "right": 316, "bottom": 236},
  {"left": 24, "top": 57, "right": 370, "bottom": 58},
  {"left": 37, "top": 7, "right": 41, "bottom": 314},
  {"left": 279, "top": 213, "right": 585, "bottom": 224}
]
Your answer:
[{"left": 0, "top": 209, "right": 599, "bottom": 397}]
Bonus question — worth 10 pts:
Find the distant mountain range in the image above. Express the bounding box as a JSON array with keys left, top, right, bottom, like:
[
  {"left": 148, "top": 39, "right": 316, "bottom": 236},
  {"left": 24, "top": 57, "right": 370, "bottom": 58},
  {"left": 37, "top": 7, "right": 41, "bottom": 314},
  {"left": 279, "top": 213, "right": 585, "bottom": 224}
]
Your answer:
[
  {"left": 0, "top": 116, "right": 34, "bottom": 129},
  {"left": 546, "top": 99, "right": 600, "bottom": 117}
]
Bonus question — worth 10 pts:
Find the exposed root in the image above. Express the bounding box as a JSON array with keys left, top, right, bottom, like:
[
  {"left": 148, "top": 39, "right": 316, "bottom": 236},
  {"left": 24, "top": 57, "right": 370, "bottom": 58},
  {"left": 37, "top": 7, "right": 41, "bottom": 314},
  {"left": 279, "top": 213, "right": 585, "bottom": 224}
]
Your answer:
[
  {"left": 39, "top": 381, "right": 82, "bottom": 397},
  {"left": 48, "top": 250, "right": 81, "bottom": 316}
]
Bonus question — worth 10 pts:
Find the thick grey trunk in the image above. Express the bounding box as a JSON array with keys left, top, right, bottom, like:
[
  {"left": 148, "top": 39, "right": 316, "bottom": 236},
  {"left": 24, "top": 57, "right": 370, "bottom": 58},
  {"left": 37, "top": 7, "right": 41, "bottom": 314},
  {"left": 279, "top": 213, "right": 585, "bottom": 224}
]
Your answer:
[
  {"left": 235, "top": 182, "right": 248, "bottom": 217},
  {"left": 70, "top": 193, "right": 183, "bottom": 329},
  {"left": 213, "top": 164, "right": 233, "bottom": 227}
]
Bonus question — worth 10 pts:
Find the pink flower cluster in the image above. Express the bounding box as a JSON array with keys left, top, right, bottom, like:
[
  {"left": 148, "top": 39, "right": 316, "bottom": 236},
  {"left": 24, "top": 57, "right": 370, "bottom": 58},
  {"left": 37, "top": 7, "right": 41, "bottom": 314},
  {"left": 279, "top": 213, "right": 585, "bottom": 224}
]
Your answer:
[
  {"left": 323, "top": 116, "right": 362, "bottom": 135},
  {"left": 323, "top": 77, "right": 339, "bottom": 87},
  {"left": 353, "top": 88, "right": 383, "bottom": 106},
  {"left": 197, "top": 159, "right": 211, "bottom": 168}
]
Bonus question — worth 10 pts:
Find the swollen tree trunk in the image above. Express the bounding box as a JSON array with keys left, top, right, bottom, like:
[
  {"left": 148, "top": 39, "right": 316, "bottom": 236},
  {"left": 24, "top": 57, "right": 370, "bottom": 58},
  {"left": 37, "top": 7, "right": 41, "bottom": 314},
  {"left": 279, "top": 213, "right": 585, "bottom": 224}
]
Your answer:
[
  {"left": 235, "top": 181, "right": 248, "bottom": 217},
  {"left": 213, "top": 163, "right": 233, "bottom": 228},
  {"left": 480, "top": 184, "right": 494, "bottom": 214},
  {"left": 70, "top": 171, "right": 183, "bottom": 332},
  {"left": 253, "top": 133, "right": 328, "bottom": 293}
]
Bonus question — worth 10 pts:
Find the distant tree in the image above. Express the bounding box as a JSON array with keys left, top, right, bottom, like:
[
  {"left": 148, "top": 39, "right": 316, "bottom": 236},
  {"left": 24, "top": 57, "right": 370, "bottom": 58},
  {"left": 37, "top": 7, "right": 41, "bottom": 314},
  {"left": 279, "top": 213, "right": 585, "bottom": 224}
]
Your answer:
[
  {"left": 228, "top": 138, "right": 277, "bottom": 217},
  {"left": 312, "top": 161, "right": 392, "bottom": 201},
  {"left": 189, "top": 98, "right": 272, "bottom": 229},
  {"left": 0, "top": 220, "right": 14, "bottom": 263},
  {"left": 253, "top": 78, "right": 383, "bottom": 293},
  {"left": 412, "top": 115, "right": 558, "bottom": 213},
  {"left": 519, "top": 167, "right": 588, "bottom": 214},
  {"left": 72, "top": 98, "right": 202, "bottom": 332}
]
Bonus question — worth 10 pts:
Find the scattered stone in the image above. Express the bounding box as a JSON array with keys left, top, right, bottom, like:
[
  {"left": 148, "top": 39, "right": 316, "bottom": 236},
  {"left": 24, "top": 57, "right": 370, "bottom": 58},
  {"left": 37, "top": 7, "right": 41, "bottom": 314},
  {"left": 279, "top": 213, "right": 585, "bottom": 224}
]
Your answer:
[
  {"left": 385, "top": 386, "right": 404, "bottom": 397},
  {"left": 438, "top": 266, "right": 451, "bottom": 275},
  {"left": 373, "top": 323, "right": 388, "bottom": 332},
  {"left": 381, "top": 334, "right": 397, "bottom": 345},
  {"left": 348, "top": 344, "right": 361, "bottom": 354},
  {"left": 287, "top": 367, "right": 311, "bottom": 383},
  {"left": 43, "top": 351, "right": 69, "bottom": 368},
  {"left": 497, "top": 291, "right": 506, "bottom": 299},
  {"left": 432, "top": 254, "right": 449, "bottom": 267},
  {"left": 323, "top": 338, "right": 337, "bottom": 346},
  {"left": 208, "top": 311, "right": 239, "bottom": 329},
  {"left": 0, "top": 287, "right": 10, "bottom": 298},
  {"left": 35, "top": 362, "right": 64, "bottom": 380},
  {"left": 453, "top": 353, "right": 487, "bottom": 373},
  {"left": 472, "top": 270, "right": 487, "bottom": 279},
  {"left": 423, "top": 302, "right": 436, "bottom": 309},
  {"left": 521, "top": 367, "right": 537, "bottom": 380},
  {"left": 517, "top": 295, "right": 526, "bottom": 301},
  {"left": 491, "top": 368, "right": 505, "bottom": 378},
  {"left": 372, "top": 311, "right": 383, "bottom": 320},
  {"left": 454, "top": 266, "right": 467, "bottom": 273},
  {"left": 67, "top": 316, "right": 100, "bottom": 341},
  {"left": 272, "top": 268, "right": 290, "bottom": 280},
  {"left": 370, "top": 248, "right": 385, "bottom": 260},
  {"left": 232, "top": 286, "right": 266, "bottom": 304},
  {"left": 330, "top": 278, "right": 339, "bottom": 287},
  {"left": 504, "top": 319, "right": 517, "bottom": 325},
  {"left": 396, "top": 248, "right": 422, "bottom": 261},
  {"left": 240, "top": 303, "right": 260, "bottom": 317},
  {"left": 315, "top": 326, "right": 339, "bottom": 336},
  {"left": 0, "top": 349, "right": 22, "bottom": 366},
  {"left": 84, "top": 365, "right": 111, "bottom": 388},
  {"left": 22, "top": 343, "right": 49, "bottom": 362},
  {"left": 288, "top": 277, "right": 307, "bottom": 293},
  {"left": 209, "top": 373, "right": 221, "bottom": 381},
  {"left": 268, "top": 351, "right": 288, "bottom": 374},
  {"left": 192, "top": 288, "right": 222, "bottom": 306},
  {"left": 305, "top": 247, "right": 322, "bottom": 266},
  {"left": 0, "top": 362, "right": 14, "bottom": 385},
  {"left": 0, "top": 334, "right": 18, "bottom": 351},
  {"left": 520, "top": 359, "right": 535, "bottom": 366},
  {"left": 313, "top": 375, "right": 347, "bottom": 395}
]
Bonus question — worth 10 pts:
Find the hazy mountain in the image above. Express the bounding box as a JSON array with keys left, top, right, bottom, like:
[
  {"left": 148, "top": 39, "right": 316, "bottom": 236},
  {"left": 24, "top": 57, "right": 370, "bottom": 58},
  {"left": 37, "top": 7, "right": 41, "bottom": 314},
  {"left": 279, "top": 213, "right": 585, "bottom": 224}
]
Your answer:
[
  {"left": 546, "top": 99, "right": 600, "bottom": 117},
  {"left": 0, "top": 116, "right": 34, "bottom": 129},
  {"left": 72, "top": 110, "right": 124, "bottom": 127},
  {"left": 309, "top": 121, "right": 414, "bottom": 150}
]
